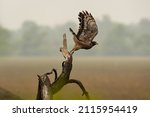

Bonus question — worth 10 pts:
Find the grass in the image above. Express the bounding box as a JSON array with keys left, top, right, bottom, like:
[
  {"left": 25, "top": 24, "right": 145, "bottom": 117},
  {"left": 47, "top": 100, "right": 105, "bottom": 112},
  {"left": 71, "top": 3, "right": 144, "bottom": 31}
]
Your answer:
[{"left": 0, "top": 57, "right": 150, "bottom": 100}]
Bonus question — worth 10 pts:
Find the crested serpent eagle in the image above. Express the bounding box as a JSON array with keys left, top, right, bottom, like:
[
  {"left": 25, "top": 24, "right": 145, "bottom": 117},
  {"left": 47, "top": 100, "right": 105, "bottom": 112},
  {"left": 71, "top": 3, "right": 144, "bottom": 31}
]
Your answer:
[{"left": 69, "top": 10, "right": 98, "bottom": 54}]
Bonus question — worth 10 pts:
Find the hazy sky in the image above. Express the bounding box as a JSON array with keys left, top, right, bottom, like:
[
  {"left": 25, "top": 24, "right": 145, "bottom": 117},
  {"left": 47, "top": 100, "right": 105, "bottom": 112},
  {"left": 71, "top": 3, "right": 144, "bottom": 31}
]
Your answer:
[{"left": 0, "top": 0, "right": 150, "bottom": 29}]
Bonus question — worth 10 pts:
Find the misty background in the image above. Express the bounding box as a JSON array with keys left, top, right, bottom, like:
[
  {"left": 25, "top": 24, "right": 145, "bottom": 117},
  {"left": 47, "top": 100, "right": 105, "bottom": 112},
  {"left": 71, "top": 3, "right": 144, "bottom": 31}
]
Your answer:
[
  {"left": 0, "top": 0, "right": 150, "bottom": 56},
  {"left": 0, "top": 16, "right": 150, "bottom": 56}
]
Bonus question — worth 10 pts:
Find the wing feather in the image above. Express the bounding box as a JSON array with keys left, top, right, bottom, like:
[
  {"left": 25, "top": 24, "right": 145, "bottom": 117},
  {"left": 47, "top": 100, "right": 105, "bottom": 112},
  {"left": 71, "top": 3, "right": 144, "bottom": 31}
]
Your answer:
[{"left": 77, "top": 11, "right": 98, "bottom": 42}]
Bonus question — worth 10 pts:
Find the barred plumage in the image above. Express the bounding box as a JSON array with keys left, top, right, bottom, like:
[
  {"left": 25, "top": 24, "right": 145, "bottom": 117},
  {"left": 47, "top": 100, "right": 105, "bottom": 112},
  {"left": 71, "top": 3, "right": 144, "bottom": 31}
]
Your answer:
[{"left": 69, "top": 10, "right": 98, "bottom": 53}]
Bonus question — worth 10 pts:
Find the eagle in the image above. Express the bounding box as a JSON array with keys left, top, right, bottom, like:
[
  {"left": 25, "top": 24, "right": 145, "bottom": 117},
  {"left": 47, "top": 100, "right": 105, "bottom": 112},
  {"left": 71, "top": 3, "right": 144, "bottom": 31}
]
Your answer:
[{"left": 69, "top": 10, "right": 98, "bottom": 54}]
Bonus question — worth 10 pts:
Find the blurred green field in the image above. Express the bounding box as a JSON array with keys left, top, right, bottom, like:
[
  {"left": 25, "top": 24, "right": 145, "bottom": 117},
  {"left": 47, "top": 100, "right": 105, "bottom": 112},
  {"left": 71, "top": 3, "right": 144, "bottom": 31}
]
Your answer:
[{"left": 0, "top": 57, "right": 150, "bottom": 100}]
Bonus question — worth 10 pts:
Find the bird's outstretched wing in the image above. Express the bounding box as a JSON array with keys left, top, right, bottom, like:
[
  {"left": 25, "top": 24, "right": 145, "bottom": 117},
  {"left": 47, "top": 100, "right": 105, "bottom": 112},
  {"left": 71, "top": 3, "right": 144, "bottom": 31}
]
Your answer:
[{"left": 77, "top": 11, "right": 98, "bottom": 42}]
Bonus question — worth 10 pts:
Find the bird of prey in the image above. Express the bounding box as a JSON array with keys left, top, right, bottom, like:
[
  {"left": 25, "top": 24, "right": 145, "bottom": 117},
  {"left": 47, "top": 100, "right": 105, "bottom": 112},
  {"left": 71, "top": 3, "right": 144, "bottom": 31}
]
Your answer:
[{"left": 69, "top": 10, "right": 98, "bottom": 54}]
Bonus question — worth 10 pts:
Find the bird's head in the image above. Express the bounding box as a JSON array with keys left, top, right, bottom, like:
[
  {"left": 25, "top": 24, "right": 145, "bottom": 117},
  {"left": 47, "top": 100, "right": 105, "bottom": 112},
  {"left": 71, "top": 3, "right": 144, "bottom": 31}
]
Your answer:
[{"left": 91, "top": 41, "right": 98, "bottom": 46}]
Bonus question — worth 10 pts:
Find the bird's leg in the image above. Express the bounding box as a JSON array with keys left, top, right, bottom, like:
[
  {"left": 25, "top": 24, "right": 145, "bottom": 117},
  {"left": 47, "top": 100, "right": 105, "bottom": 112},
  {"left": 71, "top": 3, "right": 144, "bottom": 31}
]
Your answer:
[
  {"left": 67, "top": 79, "right": 90, "bottom": 100},
  {"left": 70, "top": 48, "right": 75, "bottom": 55}
]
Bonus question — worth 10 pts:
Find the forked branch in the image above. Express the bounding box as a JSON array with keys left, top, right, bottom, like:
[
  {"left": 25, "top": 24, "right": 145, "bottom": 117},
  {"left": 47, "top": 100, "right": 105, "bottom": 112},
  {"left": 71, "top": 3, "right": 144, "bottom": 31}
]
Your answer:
[{"left": 36, "top": 33, "right": 89, "bottom": 100}]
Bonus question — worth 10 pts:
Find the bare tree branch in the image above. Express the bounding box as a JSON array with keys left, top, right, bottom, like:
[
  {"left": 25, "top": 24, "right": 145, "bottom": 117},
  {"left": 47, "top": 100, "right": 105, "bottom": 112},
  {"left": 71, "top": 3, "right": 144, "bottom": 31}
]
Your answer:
[
  {"left": 36, "top": 33, "right": 89, "bottom": 100},
  {"left": 67, "top": 79, "right": 90, "bottom": 99}
]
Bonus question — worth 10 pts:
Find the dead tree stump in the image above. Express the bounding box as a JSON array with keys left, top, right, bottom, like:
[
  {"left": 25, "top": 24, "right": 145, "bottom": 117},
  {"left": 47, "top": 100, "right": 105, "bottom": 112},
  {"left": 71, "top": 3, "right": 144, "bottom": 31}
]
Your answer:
[{"left": 36, "top": 34, "right": 89, "bottom": 100}]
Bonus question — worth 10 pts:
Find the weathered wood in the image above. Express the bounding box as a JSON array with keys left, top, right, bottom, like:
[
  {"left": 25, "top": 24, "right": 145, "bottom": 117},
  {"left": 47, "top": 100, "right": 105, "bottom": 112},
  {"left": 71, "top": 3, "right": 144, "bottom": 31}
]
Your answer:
[
  {"left": 36, "top": 69, "right": 57, "bottom": 100},
  {"left": 36, "top": 33, "right": 89, "bottom": 100},
  {"left": 36, "top": 74, "right": 52, "bottom": 100},
  {"left": 67, "top": 79, "right": 89, "bottom": 100}
]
